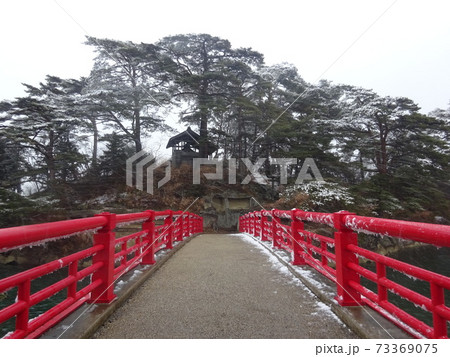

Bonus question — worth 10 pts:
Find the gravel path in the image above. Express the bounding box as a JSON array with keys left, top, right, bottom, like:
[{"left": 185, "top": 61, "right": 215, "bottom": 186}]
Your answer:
[{"left": 93, "top": 233, "right": 356, "bottom": 339}]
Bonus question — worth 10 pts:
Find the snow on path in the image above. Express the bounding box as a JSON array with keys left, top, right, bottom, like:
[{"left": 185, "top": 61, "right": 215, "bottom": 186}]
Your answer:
[{"left": 231, "top": 232, "right": 346, "bottom": 327}]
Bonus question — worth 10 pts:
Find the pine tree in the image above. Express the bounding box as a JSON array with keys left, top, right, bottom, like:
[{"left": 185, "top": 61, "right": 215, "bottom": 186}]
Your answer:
[
  {"left": 0, "top": 136, "right": 23, "bottom": 192},
  {"left": 98, "top": 132, "right": 133, "bottom": 181},
  {"left": 0, "top": 76, "right": 87, "bottom": 190},
  {"left": 157, "top": 34, "right": 264, "bottom": 157},
  {"left": 85, "top": 37, "right": 172, "bottom": 153}
]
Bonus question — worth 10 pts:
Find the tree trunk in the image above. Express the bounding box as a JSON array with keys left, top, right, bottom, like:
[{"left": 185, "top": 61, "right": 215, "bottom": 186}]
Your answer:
[
  {"left": 46, "top": 130, "right": 56, "bottom": 185},
  {"left": 198, "top": 41, "right": 210, "bottom": 158},
  {"left": 378, "top": 128, "right": 388, "bottom": 175},
  {"left": 359, "top": 153, "right": 365, "bottom": 181},
  {"left": 198, "top": 79, "right": 209, "bottom": 158},
  {"left": 199, "top": 111, "right": 208, "bottom": 158},
  {"left": 91, "top": 117, "right": 98, "bottom": 167}
]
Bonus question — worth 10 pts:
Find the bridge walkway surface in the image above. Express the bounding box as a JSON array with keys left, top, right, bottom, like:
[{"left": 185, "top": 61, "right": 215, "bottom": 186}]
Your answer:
[{"left": 91, "top": 233, "right": 356, "bottom": 339}]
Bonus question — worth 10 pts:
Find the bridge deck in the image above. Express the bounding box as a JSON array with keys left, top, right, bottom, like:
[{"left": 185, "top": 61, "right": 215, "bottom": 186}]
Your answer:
[{"left": 93, "top": 233, "right": 356, "bottom": 339}]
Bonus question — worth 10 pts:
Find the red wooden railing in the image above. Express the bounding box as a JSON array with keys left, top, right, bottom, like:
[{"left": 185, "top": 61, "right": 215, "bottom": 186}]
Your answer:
[
  {"left": 239, "top": 209, "right": 450, "bottom": 339},
  {"left": 0, "top": 210, "right": 203, "bottom": 339}
]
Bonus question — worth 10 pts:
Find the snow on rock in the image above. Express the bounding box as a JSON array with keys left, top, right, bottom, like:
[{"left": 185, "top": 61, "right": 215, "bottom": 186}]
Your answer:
[{"left": 283, "top": 181, "right": 355, "bottom": 209}]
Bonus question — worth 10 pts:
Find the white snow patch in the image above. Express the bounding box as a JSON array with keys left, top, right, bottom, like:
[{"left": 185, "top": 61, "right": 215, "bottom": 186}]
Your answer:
[
  {"left": 233, "top": 233, "right": 346, "bottom": 325},
  {"left": 292, "top": 266, "right": 329, "bottom": 292},
  {"left": 113, "top": 280, "right": 126, "bottom": 293},
  {"left": 313, "top": 301, "right": 347, "bottom": 327},
  {"left": 232, "top": 233, "right": 303, "bottom": 288},
  {"left": 130, "top": 269, "right": 143, "bottom": 280},
  {"left": 1, "top": 331, "right": 13, "bottom": 339}
]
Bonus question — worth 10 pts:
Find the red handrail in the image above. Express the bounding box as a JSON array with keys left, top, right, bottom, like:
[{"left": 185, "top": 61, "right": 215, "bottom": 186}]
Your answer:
[
  {"left": 0, "top": 209, "right": 203, "bottom": 339},
  {"left": 345, "top": 215, "right": 450, "bottom": 247},
  {"left": 239, "top": 209, "right": 450, "bottom": 339},
  {"left": 0, "top": 216, "right": 108, "bottom": 252}
]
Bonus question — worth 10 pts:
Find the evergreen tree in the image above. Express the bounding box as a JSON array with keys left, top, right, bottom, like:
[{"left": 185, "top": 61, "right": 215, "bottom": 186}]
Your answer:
[
  {"left": 85, "top": 37, "right": 172, "bottom": 153},
  {"left": 98, "top": 132, "right": 133, "bottom": 181},
  {"left": 157, "top": 34, "right": 264, "bottom": 157},
  {"left": 0, "top": 76, "right": 86, "bottom": 190},
  {"left": 54, "top": 131, "right": 88, "bottom": 183},
  {"left": 0, "top": 136, "right": 23, "bottom": 192}
]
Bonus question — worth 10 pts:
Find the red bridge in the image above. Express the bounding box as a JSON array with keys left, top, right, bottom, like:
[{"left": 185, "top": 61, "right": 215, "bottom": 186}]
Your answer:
[{"left": 0, "top": 208, "right": 449, "bottom": 339}]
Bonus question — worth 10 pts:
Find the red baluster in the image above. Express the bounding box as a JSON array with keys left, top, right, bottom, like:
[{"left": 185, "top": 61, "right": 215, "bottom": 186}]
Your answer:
[
  {"left": 186, "top": 213, "right": 191, "bottom": 236},
  {"left": 261, "top": 213, "right": 268, "bottom": 241},
  {"left": 376, "top": 262, "right": 387, "bottom": 303},
  {"left": 333, "top": 211, "right": 362, "bottom": 306},
  {"left": 88, "top": 212, "right": 116, "bottom": 303},
  {"left": 177, "top": 212, "right": 184, "bottom": 241},
  {"left": 142, "top": 210, "right": 156, "bottom": 265},
  {"left": 430, "top": 282, "right": 447, "bottom": 338},
  {"left": 291, "top": 209, "right": 306, "bottom": 265},
  {"left": 272, "top": 209, "right": 281, "bottom": 249},
  {"left": 68, "top": 260, "right": 79, "bottom": 299},
  {"left": 165, "top": 211, "right": 174, "bottom": 250},
  {"left": 16, "top": 279, "right": 31, "bottom": 333}
]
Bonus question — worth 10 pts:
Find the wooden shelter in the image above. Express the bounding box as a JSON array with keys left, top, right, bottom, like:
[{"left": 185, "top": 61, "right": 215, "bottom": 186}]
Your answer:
[{"left": 166, "top": 127, "right": 217, "bottom": 167}]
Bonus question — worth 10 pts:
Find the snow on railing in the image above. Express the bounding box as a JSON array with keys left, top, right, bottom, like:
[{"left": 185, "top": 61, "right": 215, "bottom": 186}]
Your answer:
[
  {"left": 239, "top": 209, "right": 450, "bottom": 339},
  {"left": 0, "top": 209, "right": 203, "bottom": 339}
]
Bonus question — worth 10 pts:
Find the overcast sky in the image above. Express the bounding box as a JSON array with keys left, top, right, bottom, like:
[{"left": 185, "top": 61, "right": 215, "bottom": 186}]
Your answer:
[{"left": 1, "top": 0, "right": 449, "bottom": 116}]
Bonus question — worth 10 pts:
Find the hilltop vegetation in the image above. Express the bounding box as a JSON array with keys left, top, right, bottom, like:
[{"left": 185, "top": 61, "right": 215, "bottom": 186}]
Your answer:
[{"left": 0, "top": 33, "right": 449, "bottom": 228}]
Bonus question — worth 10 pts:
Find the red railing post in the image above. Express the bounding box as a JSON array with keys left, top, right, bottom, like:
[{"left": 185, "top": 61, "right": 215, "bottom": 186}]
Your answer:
[
  {"left": 68, "top": 260, "right": 79, "bottom": 299},
  {"left": 333, "top": 211, "right": 362, "bottom": 306},
  {"left": 141, "top": 210, "right": 156, "bottom": 265},
  {"left": 16, "top": 279, "right": 31, "bottom": 334},
  {"left": 272, "top": 209, "right": 281, "bottom": 249},
  {"left": 194, "top": 214, "right": 198, "bottom": 234},
  {"left": 376, "top": 262, "right": 387, "bottom": 304},
  {"left": 261, "top": 213, "right": 268, "bottom": 241},
  {"left": 191, "top": 214, "right": 196, "bottom": 234},
  {"left": 291, "top": 209, "right": 306, "bottom": 265},
  {"left": 176, "top": 213, "right": 184, "bottom": 241},
  {"left": 430, "top": 282, "right": 447, "bottom": 338},
  {"left": 88, "top": 212, "right": 117, "bottom": 304},
  {"left": 255, "top": 212, "right": 260, "bottom": 237},
  {"left": 199, "top": 215, "right": 204, "bottom": 233},
  {"left": 165, "top": 211, "right": 174, "bottom": 249},
  {"left": 186, "top": 213, "right": 191, "bottom": 236}
]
